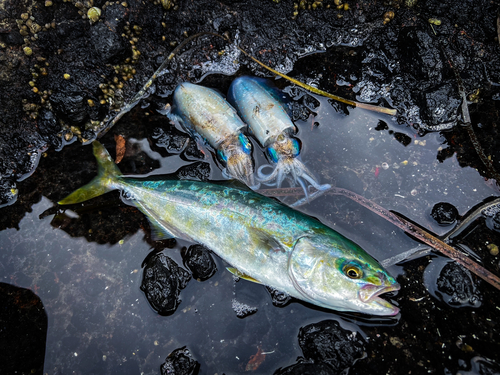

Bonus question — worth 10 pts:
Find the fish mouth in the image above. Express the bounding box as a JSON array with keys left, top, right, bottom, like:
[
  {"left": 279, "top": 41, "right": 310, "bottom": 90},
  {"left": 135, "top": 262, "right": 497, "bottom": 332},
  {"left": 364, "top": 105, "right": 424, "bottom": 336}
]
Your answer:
[{"left": 359, "top": 283, "right": 401, "bottom": 316}]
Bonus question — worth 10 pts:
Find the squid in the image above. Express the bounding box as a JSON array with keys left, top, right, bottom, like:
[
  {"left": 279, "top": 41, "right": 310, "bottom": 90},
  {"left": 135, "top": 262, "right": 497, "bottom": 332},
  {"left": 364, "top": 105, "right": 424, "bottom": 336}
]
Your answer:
[
  {"left": 170, "top": 82, "right": 257, "bottom": 188},
  {"left": 227, "top": 76, "right": 330, "bottom": 202}
]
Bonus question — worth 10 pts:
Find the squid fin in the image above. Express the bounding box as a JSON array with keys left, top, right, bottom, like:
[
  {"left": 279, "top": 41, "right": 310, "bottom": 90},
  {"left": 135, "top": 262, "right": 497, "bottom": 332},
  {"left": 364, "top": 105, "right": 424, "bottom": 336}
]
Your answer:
[{"left": 226, "top": 267, "right": 263, "bottom": 284}]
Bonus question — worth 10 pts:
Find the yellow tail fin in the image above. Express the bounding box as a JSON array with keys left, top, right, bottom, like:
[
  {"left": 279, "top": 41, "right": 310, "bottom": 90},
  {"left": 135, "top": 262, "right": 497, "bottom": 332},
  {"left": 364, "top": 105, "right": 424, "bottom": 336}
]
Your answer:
[{"left": 58, "top": 141, "right": 122, "bottom": 205}]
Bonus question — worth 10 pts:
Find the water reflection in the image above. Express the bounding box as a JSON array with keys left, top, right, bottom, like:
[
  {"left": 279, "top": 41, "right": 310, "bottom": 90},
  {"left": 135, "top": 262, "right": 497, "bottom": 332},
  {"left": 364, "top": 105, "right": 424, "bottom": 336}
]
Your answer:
[
  {"left": 0, "top": 282, "right": 47, "bottom": 374},
  {"left": 0, "top": 87, "right": 499, "bottom": 374}
]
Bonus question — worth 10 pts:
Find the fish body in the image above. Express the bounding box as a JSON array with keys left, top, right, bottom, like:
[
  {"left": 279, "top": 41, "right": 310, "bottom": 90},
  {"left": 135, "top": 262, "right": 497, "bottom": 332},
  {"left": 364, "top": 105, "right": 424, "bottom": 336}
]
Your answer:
[
  {"left": 171, "top": 82, "right": 255, "bottom": 187},
  {"left": 228, "top": 76, "right": 330, "bottom": 197},
  {"left": 59, "top": 142, "right": 400, "bottom": 316}
]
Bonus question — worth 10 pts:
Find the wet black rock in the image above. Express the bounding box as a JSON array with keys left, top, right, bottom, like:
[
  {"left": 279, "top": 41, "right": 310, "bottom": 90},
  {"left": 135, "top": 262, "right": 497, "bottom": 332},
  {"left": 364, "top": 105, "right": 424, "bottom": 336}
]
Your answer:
[
  {"left": 90, "top": 22, "right": 128, "bottom": 64},
  {"left": 50, "top": 89, "right": 89, "bottom": 125},
  {"left": 0, "top": 179, "right": 17, "bottom": 208},
  {"left": 266, "top": 286, "right": 292, "bottom": 307},
  {"left": 273, "top": 360, "right": 336, "bottom": 375},
  {"left": 104, "top": 3, "right": 129, "bottom": 32},
  {"left": 160, "top": 346, "right": 200, "bottom": 375},
  {"left": 152, "top": 126, "right": 191, "bottom": 155},
  {"left": 140, "top": 252, "right": 191, "bottom": 315},
  {"left": 419, "top": 82, "right": 462, "bottom": 127},
  {"left": 182, "top": 139, "right": 206, "bottom": 161},
  {"left": 298, "top": 320, "right": 366, "bottom": 372},
  {"left": 481, "top": 202, "right": 500, "bottom": 233},
  {"left": 181, "top": 244, "right": 217, "bottom": 281},
  {"left": 436, "top": 261, "right": 481, "bottom": 307},
  {"left": 38, "top": 109, "right": 63, "bottom": 149},
  {"left": 459, "top": 356, "right": 500, "bottom": 375},
  {"left": 431, "top": 202, "right": 459, "bottom": 226},
  {"left": 176, "top": 162, "right": 211, "bottom": 181},
  {"left": 486, "top": 212, "right": 500, "bottom": 233},
  {"left": 0, "top": 282, "right": 47, "bottom": 375},
  {"left": 3, "top": 30, "right": 24, "bottom": 46},
  {"left": 398, "top": 28, "right": 443, "bottom": 83},
  {"left": 2, "top": 0, "right": 499, "bottom": 208}
]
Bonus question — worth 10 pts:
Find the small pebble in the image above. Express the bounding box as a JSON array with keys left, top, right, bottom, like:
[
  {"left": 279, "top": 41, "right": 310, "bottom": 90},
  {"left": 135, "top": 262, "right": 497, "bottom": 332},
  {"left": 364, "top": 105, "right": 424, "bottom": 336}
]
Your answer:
[{"left": 487, "top": 243, "right": 499, "bottom": 256}]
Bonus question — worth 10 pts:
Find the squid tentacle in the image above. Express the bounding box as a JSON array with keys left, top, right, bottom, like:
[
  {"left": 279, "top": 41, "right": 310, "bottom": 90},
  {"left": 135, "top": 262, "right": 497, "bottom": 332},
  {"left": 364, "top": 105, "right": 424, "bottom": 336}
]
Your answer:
[
  {"left": 257, "top": 163, "right": 280, "bottom": 183},
  {"left": 257, "top": 157, "right": 331, "bottom": 204},
  {"left": 300, "top": 172, "right": 332, "bottom": 192}
]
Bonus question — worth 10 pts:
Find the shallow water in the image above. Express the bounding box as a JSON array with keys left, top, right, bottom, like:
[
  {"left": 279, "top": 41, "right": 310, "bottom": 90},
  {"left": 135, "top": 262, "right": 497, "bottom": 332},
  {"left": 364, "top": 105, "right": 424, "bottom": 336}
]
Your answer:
[{"left": 1, "top": 79, "right": 499, "bottom": 374}]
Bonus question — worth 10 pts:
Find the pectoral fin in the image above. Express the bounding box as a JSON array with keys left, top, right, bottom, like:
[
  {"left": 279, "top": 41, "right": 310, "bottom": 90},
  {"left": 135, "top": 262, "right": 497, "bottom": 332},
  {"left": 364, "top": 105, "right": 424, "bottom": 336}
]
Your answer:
[
  {"left": 133, "top": 200, "right": 195, "bottom": 242},
  {"left": 247, "top": 227, "right": 286, "bottom": 254},
  {"left": 226, "top": 267, "right": 263, "bottom": 284}
]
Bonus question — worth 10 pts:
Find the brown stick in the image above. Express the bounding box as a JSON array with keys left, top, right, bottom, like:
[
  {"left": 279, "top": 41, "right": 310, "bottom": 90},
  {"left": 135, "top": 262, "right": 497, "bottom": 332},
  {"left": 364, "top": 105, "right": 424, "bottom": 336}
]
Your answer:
[{"left": 258, "top": 186, "right": 500, "bottom": 291}]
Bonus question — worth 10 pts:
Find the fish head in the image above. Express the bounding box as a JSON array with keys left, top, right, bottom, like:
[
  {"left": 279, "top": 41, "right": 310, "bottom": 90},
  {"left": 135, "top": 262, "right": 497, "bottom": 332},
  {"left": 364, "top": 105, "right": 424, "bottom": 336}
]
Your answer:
[{"left": 288, "top": 236, "right": 400, "bottom": 316}]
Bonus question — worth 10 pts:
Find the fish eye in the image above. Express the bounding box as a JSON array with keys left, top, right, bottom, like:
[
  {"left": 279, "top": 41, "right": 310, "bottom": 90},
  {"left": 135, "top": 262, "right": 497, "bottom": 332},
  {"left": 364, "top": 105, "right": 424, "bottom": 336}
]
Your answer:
[
  {"left": 266, "top": 146, "right": 279, "bottom": 163},
  {"left": 343, "top": 264, "right": 363, "bottom": 279},
  {"left": 238, "top": 134, "right": 252, "bottom": 155}
]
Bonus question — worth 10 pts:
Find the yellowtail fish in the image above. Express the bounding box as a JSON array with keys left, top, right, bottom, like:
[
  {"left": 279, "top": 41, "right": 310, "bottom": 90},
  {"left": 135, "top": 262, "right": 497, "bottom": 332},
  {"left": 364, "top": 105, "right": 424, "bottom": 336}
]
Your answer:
[
  {"left": 59, "top": 141, "right": 400, "bottom": 316},
  {"left": 228, "top": 76, "right": 331, "bottom": 202},
  {"left": 170, "top": 82, "right": 256, "bottom": 188}
]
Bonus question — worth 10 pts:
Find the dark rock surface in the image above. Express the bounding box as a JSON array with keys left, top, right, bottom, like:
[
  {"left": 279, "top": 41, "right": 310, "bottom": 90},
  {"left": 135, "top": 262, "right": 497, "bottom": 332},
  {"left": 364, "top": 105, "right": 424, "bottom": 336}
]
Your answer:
[
  {"left": 141, "top": 251, "right": 191, "bottom": 315},
  {"left": 431, "top": 202, "right": 459, "bottom": 226},
  {"left": 181, "top": 244, "right": 217, "bottom": 281},
  {"left": 160, "top": 346, "right": 200, "bottom": 375},
  {"left": 298, "top": 320, "right": 366, "bottom": 372},
  {"left": 0, "top": 282, "right": 47, "bottom": 375},
  {"left": 1, "top": 0, "right": 500, "bottom": 374}
]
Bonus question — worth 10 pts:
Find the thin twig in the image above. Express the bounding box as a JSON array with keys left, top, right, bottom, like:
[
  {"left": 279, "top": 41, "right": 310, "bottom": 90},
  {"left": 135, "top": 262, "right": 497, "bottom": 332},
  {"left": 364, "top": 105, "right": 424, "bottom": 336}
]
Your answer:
[
  {"left": 95, "top": 31, "right": 397, "bottom": 140},
  {"left": 258, "top": 186, "right": 500, "bottom": 291},
  {"left": 233, "top": 43, "right": 397, "bottom": 116}
]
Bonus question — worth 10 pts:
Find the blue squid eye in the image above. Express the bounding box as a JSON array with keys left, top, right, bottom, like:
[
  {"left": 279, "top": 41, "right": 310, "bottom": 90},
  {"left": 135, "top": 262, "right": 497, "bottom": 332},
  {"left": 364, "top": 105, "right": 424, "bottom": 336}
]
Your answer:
[
  {"left": 217, "top": 149, "right": 227, "bottom": 163},
  {"left": 290, "top": 138, "right": 301, "bottom": 158},
  {"left": 238, "top": 134, "right": 252, "bottom": 155},
  {"left": 266, "top": 146, "right": 279, "bottom": 163}
]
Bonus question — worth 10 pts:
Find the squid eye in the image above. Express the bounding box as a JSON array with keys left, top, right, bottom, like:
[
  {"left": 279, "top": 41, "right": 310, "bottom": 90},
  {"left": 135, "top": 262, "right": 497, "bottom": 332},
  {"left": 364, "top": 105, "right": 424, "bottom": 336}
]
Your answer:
[
  {"left": 343, "top": 264, "right": 363, "bottom": 279},
  {"left": 290, "top": 138, "right": 301, "bottom": 158},
  {"left": 238, "top": 134, "right": 252, "bottom": 155},
  {"left": 266, "top": 146, "right": 279, "bottom": 163},
  {"left": 217, "top": 149, "right": 227, "bottom": 163},
  {"left": 277, "top": 133, "right": 286, "bottom": 143}
]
